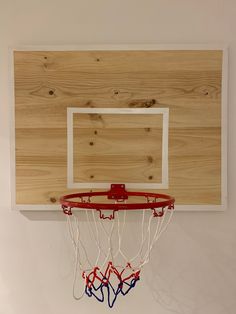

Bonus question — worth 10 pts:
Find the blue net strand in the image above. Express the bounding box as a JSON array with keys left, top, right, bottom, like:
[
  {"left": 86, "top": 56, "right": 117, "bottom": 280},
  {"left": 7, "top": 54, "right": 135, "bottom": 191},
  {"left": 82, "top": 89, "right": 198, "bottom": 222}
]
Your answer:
[{"left": 85, "top": 277, "right": 140, "bottom": 308}]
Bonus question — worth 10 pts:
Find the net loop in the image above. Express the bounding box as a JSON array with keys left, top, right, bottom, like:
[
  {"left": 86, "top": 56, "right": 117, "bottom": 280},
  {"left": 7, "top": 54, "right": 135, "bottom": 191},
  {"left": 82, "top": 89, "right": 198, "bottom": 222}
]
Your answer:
[
  {"left": 62, "top": 205, "right": 72, "bottom": 215},
  {"left": 152, "top": 207, "right": 165, "bottom": 217},
  {"left": 97, "top": 209, "right": 117, "bottom": 220}
]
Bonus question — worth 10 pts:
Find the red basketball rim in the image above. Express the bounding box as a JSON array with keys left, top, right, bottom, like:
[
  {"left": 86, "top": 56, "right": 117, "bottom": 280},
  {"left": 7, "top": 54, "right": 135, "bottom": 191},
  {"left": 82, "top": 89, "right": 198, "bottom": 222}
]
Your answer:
[{"left": 60, "top": 184, "right": 175, "bottom": 211}]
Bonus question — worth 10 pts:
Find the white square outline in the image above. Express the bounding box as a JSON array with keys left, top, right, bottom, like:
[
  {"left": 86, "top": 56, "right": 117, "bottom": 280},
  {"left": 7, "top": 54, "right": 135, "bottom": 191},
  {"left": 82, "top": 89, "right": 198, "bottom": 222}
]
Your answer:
[{"left": 67, "top": 107, "right": 169, "bottom": 190}]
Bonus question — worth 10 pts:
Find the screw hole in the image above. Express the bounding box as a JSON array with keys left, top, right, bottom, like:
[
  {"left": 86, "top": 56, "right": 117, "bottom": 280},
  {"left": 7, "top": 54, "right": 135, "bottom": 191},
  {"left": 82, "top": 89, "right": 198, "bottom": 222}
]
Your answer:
[{"left": 49, "top": 90, "right": 54, "bottom": 95}]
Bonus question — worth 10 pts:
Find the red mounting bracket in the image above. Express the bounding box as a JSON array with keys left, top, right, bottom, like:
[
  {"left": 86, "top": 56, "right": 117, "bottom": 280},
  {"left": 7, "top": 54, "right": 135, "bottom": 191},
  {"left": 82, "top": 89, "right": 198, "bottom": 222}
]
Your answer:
[{"left": 107, "top": 184, "right": 128, "bottom": 202}]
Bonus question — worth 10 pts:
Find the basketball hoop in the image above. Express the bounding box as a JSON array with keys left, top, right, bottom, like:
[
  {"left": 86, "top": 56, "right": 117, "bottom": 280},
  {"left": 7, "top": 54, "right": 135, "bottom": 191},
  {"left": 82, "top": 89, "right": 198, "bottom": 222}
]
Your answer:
[{"left": 60, "top": 184, "right": 175, "bottom": 307}]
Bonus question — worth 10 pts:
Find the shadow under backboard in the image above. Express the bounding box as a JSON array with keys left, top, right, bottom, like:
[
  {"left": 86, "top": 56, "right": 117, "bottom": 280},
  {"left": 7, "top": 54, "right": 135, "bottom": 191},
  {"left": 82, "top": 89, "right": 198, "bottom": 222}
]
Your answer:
[{"left": 20, "top": 210, "right": 66, "bottom": 221}]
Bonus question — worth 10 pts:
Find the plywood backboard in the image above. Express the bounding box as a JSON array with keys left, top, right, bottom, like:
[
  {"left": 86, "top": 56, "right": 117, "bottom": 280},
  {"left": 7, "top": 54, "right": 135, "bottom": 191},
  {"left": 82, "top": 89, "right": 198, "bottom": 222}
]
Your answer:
[{"left": 11, "top": 46, "right": 227, "bottom": 210}]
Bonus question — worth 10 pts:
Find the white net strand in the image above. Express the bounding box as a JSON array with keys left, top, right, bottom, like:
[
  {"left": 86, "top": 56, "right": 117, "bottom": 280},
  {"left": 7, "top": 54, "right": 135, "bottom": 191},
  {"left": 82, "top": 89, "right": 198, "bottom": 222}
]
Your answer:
[
  {"left": 99, "top": 217, "right": 116, "bottom": 270},
  {"left": 140, "top": 211, "right": 165, "bottom": 267},
  {"left": 66, "top": 215, "right": 76, "bottom": 249},
  {"left": 139, "top": 207, "right": 174, "bottom": 268},
  {"left": 129, "top": 209, "right": 147, "bottom": 266},
  {"left": 155, "top": 207, "right": 174, "bottom": 240},
  {"left": 65, "top": 202, "right": 174, "bottom": 301},
  {"left": 72, "top": 217, "right": 86, "bottom": 300},
  {"left": 91, "top": 209, "right": 105, "bottom": 266},
  {"left": 86, "top": 209, "right": 104, "bottom": 266},
  {"left": 72, "top": 215, "right": 92, "bottom": 270},
  {"left": 113, "top": 210, "right": 129, "bottom": 263},
  {"left": 67, "top": 215, "right": 87, "bottom": 300}
]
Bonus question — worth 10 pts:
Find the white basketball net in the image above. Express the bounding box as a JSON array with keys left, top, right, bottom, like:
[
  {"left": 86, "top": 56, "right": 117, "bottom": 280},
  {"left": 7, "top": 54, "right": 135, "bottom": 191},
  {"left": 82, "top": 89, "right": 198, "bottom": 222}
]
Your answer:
[{"left": 65, "top": 205, "right": 173, "bottom": 307}]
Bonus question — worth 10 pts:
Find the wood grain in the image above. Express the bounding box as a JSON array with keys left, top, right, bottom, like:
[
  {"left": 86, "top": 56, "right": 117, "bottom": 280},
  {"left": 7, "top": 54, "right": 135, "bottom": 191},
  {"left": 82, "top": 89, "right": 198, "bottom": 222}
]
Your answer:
[
  {"left": 14, "top": 49, "right": 223, "bottom": 205},
  {"left": 73, "top": 113, "right": 163, "bottom": 129}
]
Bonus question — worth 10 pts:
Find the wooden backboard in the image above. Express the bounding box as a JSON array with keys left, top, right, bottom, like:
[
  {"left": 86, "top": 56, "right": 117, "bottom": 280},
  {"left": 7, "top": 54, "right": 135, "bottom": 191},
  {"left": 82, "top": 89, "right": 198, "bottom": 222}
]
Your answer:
[{"left": 11, "top": 46, "right": 227, "bottom": 210}]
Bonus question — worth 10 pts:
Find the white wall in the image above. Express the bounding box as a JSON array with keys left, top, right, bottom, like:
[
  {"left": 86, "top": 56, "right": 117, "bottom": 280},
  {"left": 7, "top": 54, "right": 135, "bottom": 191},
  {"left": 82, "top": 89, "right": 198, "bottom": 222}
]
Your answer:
[{"left": 0, "top": 1, "right": 236, "bottom": 313}]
